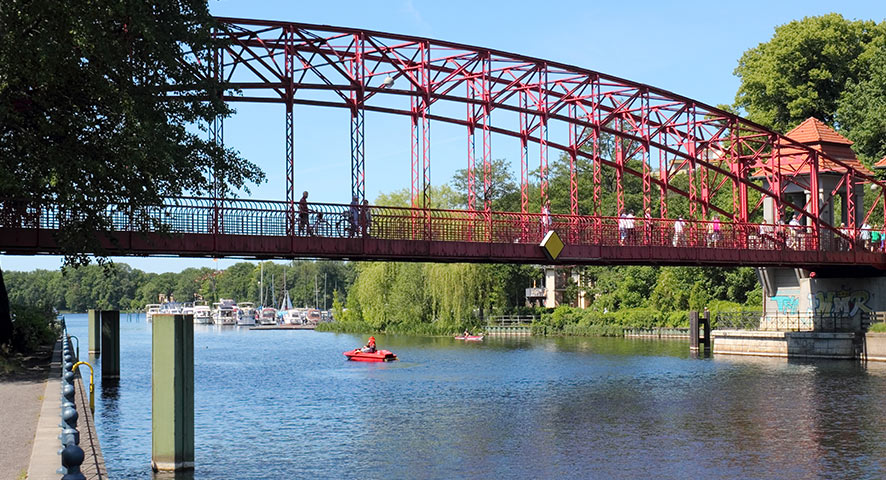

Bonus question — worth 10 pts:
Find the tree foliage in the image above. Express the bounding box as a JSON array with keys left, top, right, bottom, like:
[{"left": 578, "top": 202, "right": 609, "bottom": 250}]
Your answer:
[
  {"left": 0, "top": 0, "right": 267, "bottom": 345},
  {"left": 733, "top": 14, "right": 886, "bottom": 162},
  {"left": 4, "top": 260, "right": 356, "bottom": 312},
  {"left": 0, "top": 0, "right": 265, "bottom": 262}
]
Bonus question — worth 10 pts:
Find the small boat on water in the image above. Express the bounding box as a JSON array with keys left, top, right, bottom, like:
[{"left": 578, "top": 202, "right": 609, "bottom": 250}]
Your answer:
[
  {"left": 237, "top": 302, "right": 257, "bottom": 326},
  {"left": 145, "top": 304, "right": 161, "bottom": 322},
  {"left": 193, "top": 304, "right": 213, "bottom": 324},
  {"left": 280, "top": 309, "right": 303, "bottom": 325},
  {"left": 146, "top": 302, "right": 186, "bottom": 322},
  {"left": 258, "top": 307, "right": 277, "bottom": 325},
  {"left": 343, "top": 349, "right": 398, "bottom": 362},
  {"left": 304, "top": 308, "right": 322, "bottom": 325},
  {"left": 213, "top": 299, "right": 238, "bottom": 325},
  {"left": 454, "top": 335, "right": 484, "bottom": 341}
]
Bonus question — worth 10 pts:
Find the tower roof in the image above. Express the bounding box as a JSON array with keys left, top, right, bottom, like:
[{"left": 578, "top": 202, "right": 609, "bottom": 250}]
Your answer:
[
  {"left": 785, "top": 117, "right": 853, "bottom": 146},
  {"left": 775, "top": 117, "right": 874, "bottom": 177}
]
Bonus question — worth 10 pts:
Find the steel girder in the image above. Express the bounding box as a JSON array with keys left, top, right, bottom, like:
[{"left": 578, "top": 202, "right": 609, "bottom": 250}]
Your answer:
[{"left": 182, "top": 17, "right": 886, "bottom": 249}]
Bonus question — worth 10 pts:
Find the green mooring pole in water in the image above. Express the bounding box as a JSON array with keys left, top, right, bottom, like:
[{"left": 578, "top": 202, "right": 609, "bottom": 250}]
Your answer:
[
  {"left": 87, "top": 309, "right": 100, "bottom": 355},
  {"left": 100, "top": 310, "right": 120, "bottom": 378},
  {"left": 151, "top": 314, "right": 194, "bottom": 472}
]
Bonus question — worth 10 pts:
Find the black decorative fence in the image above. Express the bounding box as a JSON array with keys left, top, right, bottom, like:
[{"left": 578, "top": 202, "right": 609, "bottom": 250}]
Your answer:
[
  {"left": 714, "top": 311, "right": 859, "bottom": 332},
  {"left": 59, "top": 319, "right": 87, "bottom": 480}
]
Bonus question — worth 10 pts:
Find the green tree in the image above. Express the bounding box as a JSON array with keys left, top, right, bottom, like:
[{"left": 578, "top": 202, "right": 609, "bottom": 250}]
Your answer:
[
  {"left": 0, "top": 1, "right": 265, "bottom": 346},
  {"left": 375, "top": 184, "right": 461, "bottom": 209},
  {"left": 451, "top": 158, "right": 519, "bottom": 211},
  {"left": 734, "top": 14, "right": 880, "bottom": 132},
  {"left": 733, "top": 14, "right": 886, "bottom": 162},
  {"left": 836, "top": 35, "right": 886, "bottom": 163}
]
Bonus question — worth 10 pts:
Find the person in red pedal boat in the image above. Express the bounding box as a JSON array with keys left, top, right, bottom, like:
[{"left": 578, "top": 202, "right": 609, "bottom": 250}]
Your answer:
[{"left": 361, "top": 336, "right": 376, "bottom": 353}]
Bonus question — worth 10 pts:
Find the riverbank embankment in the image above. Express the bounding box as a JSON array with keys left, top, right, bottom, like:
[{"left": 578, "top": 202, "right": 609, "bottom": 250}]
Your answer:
[{"left": 26, "top": 336, "right": 107, "bottom": 479}]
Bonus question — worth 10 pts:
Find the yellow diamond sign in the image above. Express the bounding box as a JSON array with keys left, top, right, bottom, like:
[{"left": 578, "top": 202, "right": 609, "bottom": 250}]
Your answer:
[{"left": 540, "top": 230, "right": 564, "bottom": 261}]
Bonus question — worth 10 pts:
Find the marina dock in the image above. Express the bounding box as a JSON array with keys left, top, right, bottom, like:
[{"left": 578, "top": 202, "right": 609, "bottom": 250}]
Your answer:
[{"left": 249, "top": 325, "right": 316, "bottom": 330}]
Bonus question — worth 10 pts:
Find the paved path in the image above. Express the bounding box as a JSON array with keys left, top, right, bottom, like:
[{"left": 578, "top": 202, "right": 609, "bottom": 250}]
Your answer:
[{"left": 0, "top": 345, "right": 53, "bottom": 480}]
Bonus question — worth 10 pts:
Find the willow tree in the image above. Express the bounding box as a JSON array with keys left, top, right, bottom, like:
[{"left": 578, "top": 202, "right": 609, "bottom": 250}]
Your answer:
[{"left": 0, "top": 1, "right": 265, "bottom": 346}]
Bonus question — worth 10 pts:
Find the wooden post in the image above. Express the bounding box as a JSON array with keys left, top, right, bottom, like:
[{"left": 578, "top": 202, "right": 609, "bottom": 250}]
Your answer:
[
  {"left": 689, "top": 310, "right": 699, "bottom": 352},
  {"left": 100, "top": 310, "right": 120, "bottom": 378},
  {"left": 152, "top": 314, "right": 194, "bottom": 472},
  {"left": 87, "top": 309, "right": 100, "bottom": 355}
]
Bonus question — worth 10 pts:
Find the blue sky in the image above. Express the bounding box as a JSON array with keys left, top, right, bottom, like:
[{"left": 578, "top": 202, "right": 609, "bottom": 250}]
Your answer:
[{"left": 3, "top": 0, "right": 885, "bottom": 273}]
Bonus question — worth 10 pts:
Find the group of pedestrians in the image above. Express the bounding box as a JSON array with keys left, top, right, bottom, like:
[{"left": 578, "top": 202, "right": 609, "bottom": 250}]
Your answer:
[
  {"left": 839, "top": 221, "right": 886, "bottom": 252},
  {"left": 670, "top": 214, "right": 719, "bottom": 247},
  {"left": 297, "top": 191, "right": 372, "bottom": 237}
]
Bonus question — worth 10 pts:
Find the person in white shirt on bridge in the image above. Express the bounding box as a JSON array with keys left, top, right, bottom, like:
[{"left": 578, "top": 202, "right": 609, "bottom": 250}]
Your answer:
[
  {"left": 788, "top": 214, "right": 801, "bottom": 248},
  {"left": 541, "top": 201, "right": 552, "bottom": 232},
  {"left": 861, "top": 221, "right": 872, "bottom": 250},
  {"left": 625, "top": 211, "right": 636, "bottom": 244},
  {"left": 673, "top": 217, "right": 685, "bottom": 247},
  {"left": 618, "top": 212, "right": 628, "bottom": 244}
]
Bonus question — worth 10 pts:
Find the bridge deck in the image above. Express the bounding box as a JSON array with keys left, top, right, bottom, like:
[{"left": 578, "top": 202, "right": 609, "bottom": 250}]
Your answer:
[{"left": 2, "top": 200, "right": 883, "bottom": 268}]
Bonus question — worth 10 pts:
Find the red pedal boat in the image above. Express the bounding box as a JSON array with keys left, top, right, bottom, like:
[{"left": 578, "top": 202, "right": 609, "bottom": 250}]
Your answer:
[
  {"left": 454, "top": 335, "right": 484, "bottom": 341},
  {"left": 343, "top": 348, "right": 398, "bottom": 362}
]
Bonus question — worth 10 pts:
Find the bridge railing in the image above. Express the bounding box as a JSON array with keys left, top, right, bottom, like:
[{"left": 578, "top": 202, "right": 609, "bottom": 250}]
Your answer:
[{"left": 2, "top": 197, "right": 883, "bottom": 255}]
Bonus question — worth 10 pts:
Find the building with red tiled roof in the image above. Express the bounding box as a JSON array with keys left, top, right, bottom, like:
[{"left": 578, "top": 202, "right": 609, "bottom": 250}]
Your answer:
[
  {"left": 776, "top": 117, "right": 874, "bottom": 176},
  {"left": 756, "top": 117, "right": 869, "bottom": 229},
  {"left": 875, "top": 155, "right": 886, "bottom": 169}
]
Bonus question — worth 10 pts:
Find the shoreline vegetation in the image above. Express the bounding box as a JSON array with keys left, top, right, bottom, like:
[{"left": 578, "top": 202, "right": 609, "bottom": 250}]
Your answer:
[
  {"left": 317, "top": 301, "right": 759, "bottom": 338},
  {"left": 6, "top": 260, "right": 761, "bottom": 340}
]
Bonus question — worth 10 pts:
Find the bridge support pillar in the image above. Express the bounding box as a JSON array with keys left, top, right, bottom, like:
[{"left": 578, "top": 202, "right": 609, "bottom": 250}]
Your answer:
[
  {"left": 151, "top": 314, "right": 194, "bottom": 472},
  {"left": 758, "top": 267, "right": 886, "bottom": 332},
  {"left": 87, "top": 309, "right": 100, "bottom": 355},
  {"left": 100, "top": 310, "right": 120, "bottom": 378}
]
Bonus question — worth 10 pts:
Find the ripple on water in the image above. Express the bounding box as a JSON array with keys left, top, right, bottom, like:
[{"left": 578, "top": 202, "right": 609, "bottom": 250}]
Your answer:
[{"left": 62, "top": 314, "right": 886, "bottom": 479}]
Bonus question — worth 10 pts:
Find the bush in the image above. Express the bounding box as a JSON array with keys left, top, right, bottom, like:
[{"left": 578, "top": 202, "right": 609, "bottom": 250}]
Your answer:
[
  {"left": 667, "top": 310, "right": 689, "bottom": 327},
  {"left": 561, "top": 323, "right": 624, "bottom": 337},
  {"left": 10, "top": 305, "right": 58, "bottom": 354},
  {"left": 869, "top": 322, "right": 886, "bottom": 333},
  {"left": 613, "top": 307, "right": 662, "bottom": 330}
]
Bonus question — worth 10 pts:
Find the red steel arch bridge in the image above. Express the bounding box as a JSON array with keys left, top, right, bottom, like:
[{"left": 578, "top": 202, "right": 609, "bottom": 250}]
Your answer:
[{"left": 2, "top": 17, "right": 886, "bottom": 269}]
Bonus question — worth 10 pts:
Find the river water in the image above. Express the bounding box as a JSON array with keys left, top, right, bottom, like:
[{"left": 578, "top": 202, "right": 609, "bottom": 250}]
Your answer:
[{"left": 64, "top": 313, "right": 886, "bottom": 479}]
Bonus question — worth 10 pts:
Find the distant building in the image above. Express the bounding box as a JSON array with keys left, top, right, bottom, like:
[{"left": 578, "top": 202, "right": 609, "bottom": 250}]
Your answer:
[{"left": 526, "top": 267, "right": 590, "bottom": 308}]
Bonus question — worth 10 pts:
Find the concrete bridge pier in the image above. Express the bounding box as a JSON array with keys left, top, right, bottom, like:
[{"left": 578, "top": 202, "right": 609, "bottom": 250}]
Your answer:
[
  {"left": 715, "top": 267, "right": 884, "bottom": 358},
  {"left": 151, "top": 314, "right": 194, "bottom": 472}
]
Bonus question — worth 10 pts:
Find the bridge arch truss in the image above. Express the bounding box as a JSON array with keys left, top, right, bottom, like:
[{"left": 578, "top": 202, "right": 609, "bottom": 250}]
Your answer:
[{"left": 196, "top": 17, "right": 886, "bottom": 245}]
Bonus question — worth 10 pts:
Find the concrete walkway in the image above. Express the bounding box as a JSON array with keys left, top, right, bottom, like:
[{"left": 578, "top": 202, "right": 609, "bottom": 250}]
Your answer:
[{"left": 0, "top": 344, "right": 54, "bottom": 480}]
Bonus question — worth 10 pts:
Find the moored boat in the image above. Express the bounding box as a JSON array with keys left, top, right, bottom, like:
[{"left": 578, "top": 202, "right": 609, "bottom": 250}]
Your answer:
[
  {"left": 237, "top": 302, "right": 257, "bottom": 326},
  {"left": 193, "top": 304, "right": 213, "bottom": 324},
  {"left": 343, "top": 349, "right": 398, "bottom": 362},
  {"left": 258, "top": 307, "right": 277, "bottom": 325},
  {"left": 213, "top": 299, "right": 238, "bottom": 325},
  {"left": 280, "top": 309, "right": 303, "bottom": 325},
  {"left": 304, "top": 308, "right": 322, "bottom": 325},
  {"left": 145, "top": 304, "right": 161, "bottom": 322}
]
